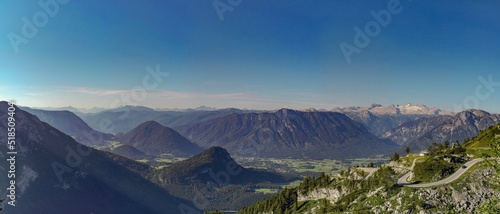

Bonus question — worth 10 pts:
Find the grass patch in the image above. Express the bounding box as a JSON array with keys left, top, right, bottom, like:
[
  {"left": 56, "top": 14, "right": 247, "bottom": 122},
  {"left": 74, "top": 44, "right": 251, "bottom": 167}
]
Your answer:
[
  {"left": 466, "top": 148, "right": 497, "bottom": 158},
  {"left": 283, "top": 180, "right": 302, "bottom": 188},
  {"left": 365, "top": 194, "right": 384, "bottom": 206},
  {"left": 254, "top": 188, "right": 279, "bottom": 194},
  {"left": 92, "top": 141, "right": 123, "bottom": 150},
  {"left": 154, "top": 157, "right": 186, "bottom": 163},
  {"left": 464, "top": 124, "right": 500, "bottom": 158},
  {"left": 234, "top": 156, "right": 388, "bottom": 175}
]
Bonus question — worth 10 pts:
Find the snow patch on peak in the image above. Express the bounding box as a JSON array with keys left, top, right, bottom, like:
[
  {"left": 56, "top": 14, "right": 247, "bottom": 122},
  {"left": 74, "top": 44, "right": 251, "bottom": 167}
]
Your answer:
[
  {"left": 300, "top": 108, "right": 319, "bottom": 112},
  {"left": 333, "top": 103, "right": 454, "bottom": 116}
]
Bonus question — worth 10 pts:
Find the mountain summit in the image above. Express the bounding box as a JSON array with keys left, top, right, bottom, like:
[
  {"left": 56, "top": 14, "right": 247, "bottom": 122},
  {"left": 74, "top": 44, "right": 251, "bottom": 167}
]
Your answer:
[
  {"left": 116, "top": 121, "right": 202, "bottom": 157},
  {"left": 148, "top": 146, "right": 298, "bottom": 210}
]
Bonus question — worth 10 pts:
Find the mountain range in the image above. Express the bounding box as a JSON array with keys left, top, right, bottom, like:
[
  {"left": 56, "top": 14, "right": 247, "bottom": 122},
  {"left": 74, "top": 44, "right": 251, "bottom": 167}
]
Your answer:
[
  {"left": 78, "top": 106, "right": 262, "bottom": 134},
  {"left": 402, "top": 109, "right": 500, "bottom": 151},
  {"left": 23, "top": 103, "right": 500, "bottom": 160},
  {"left": 5, "top": 100, "right": 500, "bottom": 212},
  {"left": 332, "top": 103, "right": 454, "bottom": 136},
  {"left": 2, "top": 102, "right": 302, "bottom": 212},
  {"left": 0, "top": 102, "right": 197, "bottom": 214},
  {"left": 175, "top": 108, "right": 398, "bottom": 159},
  {"left": 332, "top": 103, "right": 453, "bottom": 116}
]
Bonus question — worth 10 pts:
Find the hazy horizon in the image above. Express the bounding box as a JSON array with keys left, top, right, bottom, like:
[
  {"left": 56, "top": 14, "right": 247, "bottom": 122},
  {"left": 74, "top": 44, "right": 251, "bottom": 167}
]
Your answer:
[{"left": 14, "top": 102, "right": 498, "bottom": 115}]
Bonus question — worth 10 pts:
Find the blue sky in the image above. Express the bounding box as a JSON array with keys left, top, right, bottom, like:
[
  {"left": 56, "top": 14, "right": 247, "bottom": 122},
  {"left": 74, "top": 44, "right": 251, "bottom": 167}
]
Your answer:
[{"left": 1, "top": 0, "right": 499, "bottom": 112}]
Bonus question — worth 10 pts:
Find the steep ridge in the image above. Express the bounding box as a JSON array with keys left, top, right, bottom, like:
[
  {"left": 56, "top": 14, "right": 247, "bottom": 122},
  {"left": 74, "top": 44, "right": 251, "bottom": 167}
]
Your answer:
[{"left": 20, "top": 107, "right": 113, "bottom": 146}]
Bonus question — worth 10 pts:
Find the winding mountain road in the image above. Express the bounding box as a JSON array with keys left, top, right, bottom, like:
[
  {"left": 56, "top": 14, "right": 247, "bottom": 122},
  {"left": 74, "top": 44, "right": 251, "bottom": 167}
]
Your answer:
[{"left": 397, "top": 158, "right": 484, "bottom": 188}]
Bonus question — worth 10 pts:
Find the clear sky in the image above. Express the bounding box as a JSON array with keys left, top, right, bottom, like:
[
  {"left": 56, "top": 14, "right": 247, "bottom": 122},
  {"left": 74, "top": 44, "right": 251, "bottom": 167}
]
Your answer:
[{"left": 1, "top": 0, "right": 499, "bottom": 112}]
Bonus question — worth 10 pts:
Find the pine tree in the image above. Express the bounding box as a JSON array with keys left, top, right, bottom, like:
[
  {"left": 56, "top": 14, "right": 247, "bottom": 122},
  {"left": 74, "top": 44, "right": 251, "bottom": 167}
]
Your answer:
[
  {"left": 391, "top": 152, "right": 400, "bottom": 161},
  {"left": 443, "top": 140, "right": 450, "bottom": 149}
]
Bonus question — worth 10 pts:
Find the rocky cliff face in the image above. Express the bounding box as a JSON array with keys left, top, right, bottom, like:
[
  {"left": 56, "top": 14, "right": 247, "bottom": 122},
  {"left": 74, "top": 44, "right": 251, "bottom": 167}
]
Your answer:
[
  {"left": 298, "top": 188, "right": 344, "bottom": 202},
  {"left": 405, "top": 110, "right": 500, "bottom": 151},
  {"left": 381, "top": 115, "right": 452, "bottom": 145},
  {"left": 333, "top": 104, "right": 453, "bottom": 136}
]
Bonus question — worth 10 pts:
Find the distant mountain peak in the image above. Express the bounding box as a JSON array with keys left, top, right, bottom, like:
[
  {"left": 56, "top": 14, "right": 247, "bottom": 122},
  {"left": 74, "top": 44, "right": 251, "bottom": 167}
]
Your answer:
[
  {"left": 334, "top": 103, "right": 454, "bottom": 116},
  {"left": 300, "top": 108, "right": 321, "bottom": 112},
  {"left": 160, "top": 146, "right": 239, "bottom": 183},
  {"left": 455, "top": 109, "right": 492, "bottom": 123},
  {"left": 19, "top": 106, "right": 113, "bottom": 146},
  {"left": 205, "top": 146, "right": 229, "bottom": 154},
  {"left": 458, "top": 109, "right": 490, "bottom": 116},
  {"left": 192, "top": 105, "right": 218, "bottom": 111},
  {"left": 111, "top": 105, "right": 156, "bottom": 112},
  {"left": 195, "top": 146, "right": 232, "bottom": 162},
  {"left": 137, "top": 120, "right": 163, "bottom": 128},
  {"left": 275, "top": 108, "right": 296, "bottom": 113},
  {"left": 116, "top": 120, "right": 202, "bottom": 157},
  {"left": 33, "top": 106, "right": 82, "bottom": 113}
]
